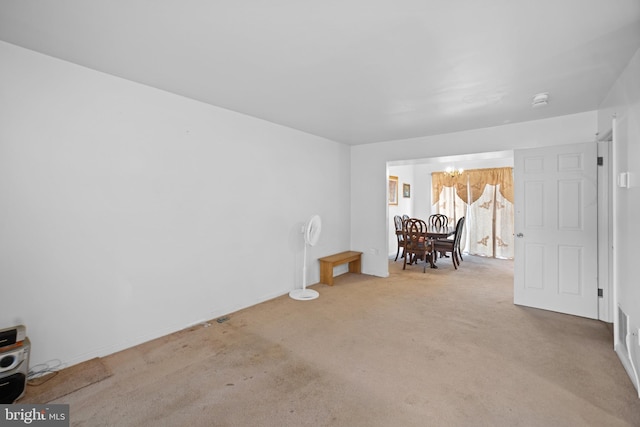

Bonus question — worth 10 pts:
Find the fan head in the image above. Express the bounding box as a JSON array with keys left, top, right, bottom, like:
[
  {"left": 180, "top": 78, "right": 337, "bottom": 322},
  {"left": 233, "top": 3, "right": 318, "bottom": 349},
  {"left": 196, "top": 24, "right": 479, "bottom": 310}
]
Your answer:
[{"left": 305, "top": 215, "right": 322, "bottom": 246}]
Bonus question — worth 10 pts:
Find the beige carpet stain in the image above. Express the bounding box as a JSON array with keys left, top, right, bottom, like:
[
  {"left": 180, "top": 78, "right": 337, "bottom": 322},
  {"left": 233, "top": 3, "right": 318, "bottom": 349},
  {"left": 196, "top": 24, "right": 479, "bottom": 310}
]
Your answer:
[{"left": 22, "top": 357, "right": 112, "bottom": 404}]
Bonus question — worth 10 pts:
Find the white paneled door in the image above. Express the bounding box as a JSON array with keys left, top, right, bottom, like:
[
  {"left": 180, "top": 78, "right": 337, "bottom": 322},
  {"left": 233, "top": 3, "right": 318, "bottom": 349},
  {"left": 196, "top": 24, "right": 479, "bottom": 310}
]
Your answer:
[{"left": 514, "top": 142, "right": 598, "bottom": 319}]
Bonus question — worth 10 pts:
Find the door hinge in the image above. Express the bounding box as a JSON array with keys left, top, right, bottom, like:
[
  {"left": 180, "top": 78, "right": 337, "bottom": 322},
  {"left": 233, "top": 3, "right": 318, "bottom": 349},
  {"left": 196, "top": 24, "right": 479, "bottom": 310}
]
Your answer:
[
  {"left": 597, "top": 156, "right": 604, "bottom": 166},
  {"left": 598, "top": 288, "right": 603, "bottom": 297}
]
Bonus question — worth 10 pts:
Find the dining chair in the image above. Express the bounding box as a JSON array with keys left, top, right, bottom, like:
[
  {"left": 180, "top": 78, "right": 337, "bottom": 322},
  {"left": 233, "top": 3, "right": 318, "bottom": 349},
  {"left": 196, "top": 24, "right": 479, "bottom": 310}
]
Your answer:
[
  {"left": 428, "top": 213, "right": 450, "bottom": 259},
  {"left": 393, "top": 215, "right": 407, "bottom": 261},
  {"left": 428, "top": 214, "right": 449, "bottom": 228},
  {"left": 433, "top": 217, "right": 465, "bottom": 269},
  {"left": 402, "top": 218, "right": 434, "bottom": 272}
]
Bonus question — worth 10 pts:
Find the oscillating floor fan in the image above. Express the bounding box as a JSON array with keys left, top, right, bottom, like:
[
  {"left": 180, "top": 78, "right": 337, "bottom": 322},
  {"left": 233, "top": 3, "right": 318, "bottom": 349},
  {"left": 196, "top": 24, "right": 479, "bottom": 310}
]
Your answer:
[{"left": 289, "top": 214, "right": 322, "bottom": 301}]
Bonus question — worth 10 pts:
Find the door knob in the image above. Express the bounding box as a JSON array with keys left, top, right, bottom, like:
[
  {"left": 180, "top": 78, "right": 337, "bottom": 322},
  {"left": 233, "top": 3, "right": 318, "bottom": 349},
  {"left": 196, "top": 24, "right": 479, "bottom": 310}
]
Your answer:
[{"left": 516, "top": 233, "right": 524, "bottom": 238}]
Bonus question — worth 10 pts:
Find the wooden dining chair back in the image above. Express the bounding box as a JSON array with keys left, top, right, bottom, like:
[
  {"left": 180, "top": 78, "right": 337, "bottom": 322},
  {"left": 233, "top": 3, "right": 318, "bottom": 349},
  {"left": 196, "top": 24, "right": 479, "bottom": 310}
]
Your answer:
[
  {"left": 428, "top": 214, "right": 449, "bottom": 229},
  {"left": 433, "top": 217, "right": 465, "bottom": 269},
  {"left": 393, "top": 215, "right": 406, "bottom": 261},
  {"left": 453, "top": 217, "right": 465, "bottom": 262},
  {"left": 402, "top": 218, "right": 434, "bottom": 272}
]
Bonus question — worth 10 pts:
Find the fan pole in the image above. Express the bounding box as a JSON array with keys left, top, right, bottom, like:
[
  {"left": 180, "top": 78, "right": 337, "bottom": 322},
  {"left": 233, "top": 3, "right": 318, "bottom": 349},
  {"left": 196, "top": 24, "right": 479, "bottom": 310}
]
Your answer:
[{"left": 289, "top": 232, "right": 319, "bottom": 301}]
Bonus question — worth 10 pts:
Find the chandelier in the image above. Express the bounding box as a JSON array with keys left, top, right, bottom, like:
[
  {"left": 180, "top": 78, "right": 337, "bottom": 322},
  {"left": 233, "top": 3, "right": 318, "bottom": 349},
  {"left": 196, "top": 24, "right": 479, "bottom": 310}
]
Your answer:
[{"left": 445, "top": 167, "right": 464, "bottom": 177}]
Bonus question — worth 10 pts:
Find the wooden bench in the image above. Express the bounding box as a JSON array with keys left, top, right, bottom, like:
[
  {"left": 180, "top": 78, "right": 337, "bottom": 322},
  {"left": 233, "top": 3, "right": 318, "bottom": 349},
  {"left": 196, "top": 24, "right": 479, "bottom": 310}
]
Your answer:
[{"left": 319, "top": 251, "right": 363, "bottom": 286}]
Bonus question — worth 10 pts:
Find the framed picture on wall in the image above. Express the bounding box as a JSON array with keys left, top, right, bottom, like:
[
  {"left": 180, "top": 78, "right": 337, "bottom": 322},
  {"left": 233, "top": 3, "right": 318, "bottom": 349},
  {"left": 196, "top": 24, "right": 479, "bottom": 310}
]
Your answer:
[
  {"left": 403, "top": 183, "right": 411, "bottom": 198},
  {"left": 388, "top": 176, "right": 398, "bottom": 205}
]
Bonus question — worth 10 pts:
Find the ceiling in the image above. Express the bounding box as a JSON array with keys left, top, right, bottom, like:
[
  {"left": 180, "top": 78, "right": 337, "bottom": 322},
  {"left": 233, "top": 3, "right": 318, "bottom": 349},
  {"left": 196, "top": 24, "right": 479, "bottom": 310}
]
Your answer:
[{"left": 1, "top": 1, "right": 639, "bottom": 145}]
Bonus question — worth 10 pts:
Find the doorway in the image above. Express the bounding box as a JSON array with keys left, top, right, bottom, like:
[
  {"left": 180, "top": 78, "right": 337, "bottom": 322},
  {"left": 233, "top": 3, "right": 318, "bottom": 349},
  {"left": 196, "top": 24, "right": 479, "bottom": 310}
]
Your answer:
[
  {"left": 387, "top": 151, "right": 514, "bottom": 258},
  {"left": 387, "top": 147, "right": 613, "bottom": 323}
]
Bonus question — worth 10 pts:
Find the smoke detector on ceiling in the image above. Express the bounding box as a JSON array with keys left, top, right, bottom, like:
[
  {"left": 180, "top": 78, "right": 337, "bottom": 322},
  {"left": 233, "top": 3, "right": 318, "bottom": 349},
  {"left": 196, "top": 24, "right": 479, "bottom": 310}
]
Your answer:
[{"left": 532, "top": 92, "right": 549, "bottom": 108}]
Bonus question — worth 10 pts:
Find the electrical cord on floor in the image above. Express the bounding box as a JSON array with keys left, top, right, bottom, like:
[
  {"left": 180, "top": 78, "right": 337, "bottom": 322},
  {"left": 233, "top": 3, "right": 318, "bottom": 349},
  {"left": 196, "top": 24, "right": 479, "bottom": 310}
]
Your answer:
[{"left": 26, "top": 359, "right": 65, "bottom": 386}]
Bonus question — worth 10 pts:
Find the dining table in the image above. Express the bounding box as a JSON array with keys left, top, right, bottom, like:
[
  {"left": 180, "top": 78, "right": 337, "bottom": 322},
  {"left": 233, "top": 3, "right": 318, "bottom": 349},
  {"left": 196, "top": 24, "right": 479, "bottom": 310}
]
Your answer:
[
  {"left": 424, "top": 224, "right": 456, "bottom": 239},
  {"left": 397, "top": 221, "right": 456, "bottom": 269},
  {"left": 396, "top": 224, "right": 455, "bottom": 239}
]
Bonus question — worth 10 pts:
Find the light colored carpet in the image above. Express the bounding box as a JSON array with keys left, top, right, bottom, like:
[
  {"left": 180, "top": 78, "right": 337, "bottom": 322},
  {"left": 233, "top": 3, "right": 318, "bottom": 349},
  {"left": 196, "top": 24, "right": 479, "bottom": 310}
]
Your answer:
[
  {"left": 50, "top": 256, "right": 640, "bottom": 426},
  {"left": 22, "top": 357, "right": 112, "bottom": 404}
]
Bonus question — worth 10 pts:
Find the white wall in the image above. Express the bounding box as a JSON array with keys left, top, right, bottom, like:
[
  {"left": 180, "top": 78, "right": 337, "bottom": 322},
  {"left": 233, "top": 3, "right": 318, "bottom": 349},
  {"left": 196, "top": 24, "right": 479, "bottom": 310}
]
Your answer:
[
  {"left": 0, "top": 41, "right": 351, "bottom": 368},
  {"left": 598, "top": 48, "right": 640, "bottom": 394},
  {"left": 352, "top": 111, "right": 597, "bottom": 278},
  {"left": 387, "top": 165, "right": 414, "bottom": 257},
  {"left": 388, "top": 166, "right": 415, "bottom": 219}
]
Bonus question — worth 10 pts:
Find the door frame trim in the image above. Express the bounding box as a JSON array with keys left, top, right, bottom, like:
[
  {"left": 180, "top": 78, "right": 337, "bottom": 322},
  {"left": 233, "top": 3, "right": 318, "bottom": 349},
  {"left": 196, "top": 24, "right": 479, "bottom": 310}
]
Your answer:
[{"left": 597, "top": 135, "right": 612, "bottom": 322}]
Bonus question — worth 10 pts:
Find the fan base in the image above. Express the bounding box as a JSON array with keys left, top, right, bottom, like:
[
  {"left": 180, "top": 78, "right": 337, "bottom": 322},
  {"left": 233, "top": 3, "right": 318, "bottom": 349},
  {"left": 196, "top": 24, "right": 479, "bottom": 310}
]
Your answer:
[{"left": 288, "top": 289, "right": 319, "bottom": 300}]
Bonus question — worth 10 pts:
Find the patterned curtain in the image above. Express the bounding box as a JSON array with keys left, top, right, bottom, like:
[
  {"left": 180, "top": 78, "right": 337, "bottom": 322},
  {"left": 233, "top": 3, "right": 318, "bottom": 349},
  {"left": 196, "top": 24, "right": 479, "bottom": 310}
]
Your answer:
[{"left": 432, "top": 167, "right": 514, "bottom": 259}]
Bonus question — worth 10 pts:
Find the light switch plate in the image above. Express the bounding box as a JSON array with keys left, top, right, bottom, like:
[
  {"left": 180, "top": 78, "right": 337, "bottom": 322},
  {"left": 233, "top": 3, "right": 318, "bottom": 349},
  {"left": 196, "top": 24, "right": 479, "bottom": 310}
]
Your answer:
[{"left": 618, "top": 172, "right": 630, "bottom": 188}]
